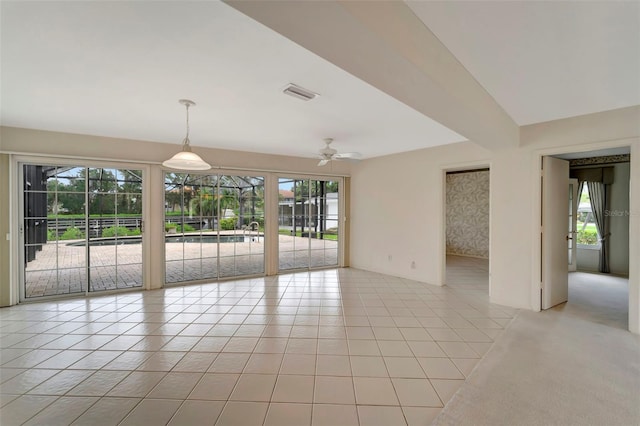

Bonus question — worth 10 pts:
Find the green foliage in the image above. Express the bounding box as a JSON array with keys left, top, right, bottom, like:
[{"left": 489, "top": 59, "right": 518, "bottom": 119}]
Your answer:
[
  {"left": 577, "top": 228, "right": 598, "bottom": 245},
  {"left": 60, "top": 227, "right": 84, "bottom": 240},
  {"left": 47, "top": 229, "right": 56, "bottom": 242},
  {"left": 178, "top": 223, "right": 195, "bottom": 233},
  {"left": 292, "top": 180, "right": 339, "bottom": 199},
  {"left": 278, "top": 229, "right": 338, "bottom": 241},
  {"left": 220, "top": 217, "right": 237, "bottom": 230},
  {"left": 46, "top": 168, "right": 142, "bottom": 216},
  {"left": 101, "top": 226, "right": 140, "bottom": 238},
  {"left": 165, "top": 223, "right": 178, "bottom": 232}
]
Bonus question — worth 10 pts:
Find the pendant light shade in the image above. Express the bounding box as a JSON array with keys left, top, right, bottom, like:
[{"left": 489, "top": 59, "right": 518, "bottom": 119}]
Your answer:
[{"left": 163, "top": 99, "right": 211, "bottom": 171}]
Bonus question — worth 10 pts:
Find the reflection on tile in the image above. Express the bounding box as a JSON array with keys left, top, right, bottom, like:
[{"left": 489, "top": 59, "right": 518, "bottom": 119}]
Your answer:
[
  {"left": 353, "top": 377, "right": 399, "bottom": 405},
  {"left": 189, "top": 373, "right": 239, "bottom": 400},
  {"left": 229, "top": 374, "right": 277, "bottom": 402},
  {"left": 167, "top": 400, "right": 224, "bottom": 426},
  {"left": 392, "top": 378, "right": 442, "bottom": 407},
  {"left": 23, "top": 396, "right": 98, "bottom": 426},
  {"left": 216, "top": 401, "right": 268, "bottom": 426},
  {"left": 264, "top": 403, "right": 312, "bottom": 426},
  {"left": 0, "top": 395, "right": 58, "bottom": 425},
  {"left": 271, "top": 375, "right": 314, "bottom": 403},
  {"left": 119, "top": 398, "right": 182, "bottom": 426},
  {"left": 312, "top": 404, "right": 358, "bottom": 426},
  {"left": 357, "top": 405, "right": 406, "bottom": 426},
  {"left": 314, "top": 376, "right": 355, "bottom": 404},
  {"left": 0, "top": 267, "right": 513, "bottom": 426}
]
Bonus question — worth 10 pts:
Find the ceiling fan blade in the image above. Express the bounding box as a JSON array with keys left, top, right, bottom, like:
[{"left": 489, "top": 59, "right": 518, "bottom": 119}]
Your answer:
[
  {"left": 334, "top": 152, "right": 361, "bottom": 160},
  {"left": 317, "top": 159, "right": 329, "bottom": 167}
]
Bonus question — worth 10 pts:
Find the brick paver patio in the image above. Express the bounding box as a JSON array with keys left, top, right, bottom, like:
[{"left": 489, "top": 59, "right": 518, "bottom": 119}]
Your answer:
[{"left": 24, "top": 234, "right": 338, "bottom": 298}]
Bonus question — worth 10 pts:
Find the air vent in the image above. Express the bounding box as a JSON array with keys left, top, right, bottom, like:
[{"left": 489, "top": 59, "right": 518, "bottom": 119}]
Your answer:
[{"left": 282, "top": 83, "right": 319, "bottom": 101}]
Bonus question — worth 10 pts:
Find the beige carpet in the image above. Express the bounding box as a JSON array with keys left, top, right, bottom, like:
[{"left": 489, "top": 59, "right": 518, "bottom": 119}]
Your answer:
[{"left": 435, "top": 272, "right": 640, "bottom": 426}]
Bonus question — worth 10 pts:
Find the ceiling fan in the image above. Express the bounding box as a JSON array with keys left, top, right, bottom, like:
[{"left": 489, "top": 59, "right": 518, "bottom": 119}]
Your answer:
[{"left": 317, "top": 138, "right": 361, "bottom": 166}]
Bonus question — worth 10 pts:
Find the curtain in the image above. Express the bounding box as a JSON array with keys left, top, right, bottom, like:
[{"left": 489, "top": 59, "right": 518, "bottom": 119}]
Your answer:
[{"left": 586, "top": 181, "right": 610, "bottom": 273}]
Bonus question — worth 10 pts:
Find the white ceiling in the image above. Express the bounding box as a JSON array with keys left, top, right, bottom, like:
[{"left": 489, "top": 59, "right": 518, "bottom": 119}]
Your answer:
[
  {"left": 1, "top": 1, "right": 638, "bottom": 159},
  {"left": 407, "top": 1, "right": 640, "bottom": 125}
]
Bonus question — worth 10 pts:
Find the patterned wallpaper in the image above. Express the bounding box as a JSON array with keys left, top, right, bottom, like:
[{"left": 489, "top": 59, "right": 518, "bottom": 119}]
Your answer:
[{"left": 446, "top": 170, "right": 490, "bottom": 258}]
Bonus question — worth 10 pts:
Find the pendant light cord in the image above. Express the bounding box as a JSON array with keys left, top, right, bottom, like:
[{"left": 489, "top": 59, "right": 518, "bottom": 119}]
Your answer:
[{"left": 183, "top": 103, "right": 191, "bottom": 146}]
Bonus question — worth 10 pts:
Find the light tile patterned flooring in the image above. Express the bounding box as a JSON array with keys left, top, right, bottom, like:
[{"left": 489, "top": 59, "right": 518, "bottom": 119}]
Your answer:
[{"left": 1, "top": 257, "right": 515, "bottom": 425}]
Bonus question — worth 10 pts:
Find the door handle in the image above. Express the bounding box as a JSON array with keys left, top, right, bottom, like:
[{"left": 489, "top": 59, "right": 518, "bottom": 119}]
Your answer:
[{"left": 566, "top": 235, "right": 572, "bottom": 241}]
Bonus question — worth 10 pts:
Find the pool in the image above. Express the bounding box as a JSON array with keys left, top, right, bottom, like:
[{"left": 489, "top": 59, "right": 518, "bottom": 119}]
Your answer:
[
  {"left": 67, "top": 234, "right": 255, "bottom": 246},
  {"left": 166, "top": 235, "right": 248, "bottom": 244}
]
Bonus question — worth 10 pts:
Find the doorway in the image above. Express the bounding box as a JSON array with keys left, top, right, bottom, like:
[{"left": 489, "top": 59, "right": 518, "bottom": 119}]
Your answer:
[
  {"left": 278, "top": 177, "right": 341, "bottom": 272},
  {"left": 541, "top": 148, "right": 631, "bottom": 328},
  {"left": 444, "top": 168, "right": 490, "bottom": 294}
]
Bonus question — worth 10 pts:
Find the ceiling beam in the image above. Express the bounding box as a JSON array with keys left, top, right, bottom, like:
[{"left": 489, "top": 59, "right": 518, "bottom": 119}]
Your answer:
[{"left": 225, "top": 0, "right": 519, "bottom": 151}]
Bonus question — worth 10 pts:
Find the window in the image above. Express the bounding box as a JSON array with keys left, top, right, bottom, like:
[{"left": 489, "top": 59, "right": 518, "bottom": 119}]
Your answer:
[{"left": 577, "top": 184, "right": 600, "bottom": 247}]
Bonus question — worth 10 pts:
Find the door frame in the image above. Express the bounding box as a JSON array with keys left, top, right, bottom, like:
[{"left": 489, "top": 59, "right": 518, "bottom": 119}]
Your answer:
[
  {"left": 530, "top": 139, "right": 638, "bottom": 333},
  {"left": 540, "top": 156, "right": 569, "bottom": 309}
]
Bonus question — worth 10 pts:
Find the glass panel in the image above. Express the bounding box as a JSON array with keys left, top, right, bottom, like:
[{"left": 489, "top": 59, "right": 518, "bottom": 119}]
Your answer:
[
  {"left": 183, "top": 259, "right": 204, "bottom": 282},
  {"left": 89, "top": 266, "right": 116, "bottom": 291},
  {"left": 117, "top": 241, "right": 142, "bottom": 265},
  {"left": 90, "top": 243, "right": 116, "bottom": 267},
  {"left": 22, "top": 164, "right": 144, "bottom": 298},
  {"left": 116, "top": 263, "right": 142, "bottom": 288},
  {"left": 166, "top": 260, "right": 185, "bottom": 283},
  {"left": 279, "top": 178, "right": 339, "bottom": 271},
  {"left": 88, "top": 168, "right": 143, "bottom": 291},
  {"left": 218, "top": 257, "right": 235, "bottom": 279},
  {"left": 165, "top": 172, "right": 264, "bottom": 284},
  {"left": 568, "top": 182, "right": 574, "bottom": 265},
  {"left": 58, "top": 268, "right": 87, "bottom": 294},
  {"left": 56, "top": 167, "right": 85, "bottom": 192},
  {"left": 23, "top": 164, "right": 87, "bottom": 299},
  {"left": 577, "top": 185, "right": 600, "bottom": 246}
]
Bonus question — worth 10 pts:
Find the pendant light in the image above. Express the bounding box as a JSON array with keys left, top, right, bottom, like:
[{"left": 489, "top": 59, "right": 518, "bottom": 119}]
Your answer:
[{"left": 162, "top": 99, "right": 211, "bottom": 170}]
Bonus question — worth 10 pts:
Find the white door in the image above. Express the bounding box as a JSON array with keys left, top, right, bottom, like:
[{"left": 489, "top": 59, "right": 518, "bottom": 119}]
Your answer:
[
  {"left": 568, "top": 178, "right": 579, "bottom": 272},
  {"left": 541, "top": 156, "right": 570, "bottom": 309}
]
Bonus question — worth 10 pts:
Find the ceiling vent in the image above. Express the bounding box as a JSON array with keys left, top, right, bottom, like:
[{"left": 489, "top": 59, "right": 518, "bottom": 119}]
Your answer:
[{"left": 283, "top": 83, "right": 319, "bottom": 101}]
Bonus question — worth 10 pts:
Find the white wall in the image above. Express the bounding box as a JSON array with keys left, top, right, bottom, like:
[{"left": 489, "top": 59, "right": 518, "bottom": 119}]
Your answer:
[
  {"left": 350, "top": 106, "right": 640, "bottom": 332},
  {"left": 446, "top": 170, "right": 490, "bottom": 258},
  {"left": 350, "top": 142, "right": 491, "bottom": 283}
]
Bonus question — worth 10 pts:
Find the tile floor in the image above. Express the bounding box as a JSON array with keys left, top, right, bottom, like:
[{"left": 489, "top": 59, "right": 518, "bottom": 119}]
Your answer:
[{"left": 1, "top": 261, "right": 515, "bottom": 425}]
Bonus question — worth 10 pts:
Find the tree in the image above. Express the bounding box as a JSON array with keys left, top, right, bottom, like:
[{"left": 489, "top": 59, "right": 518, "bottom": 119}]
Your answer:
[{"left": 292, "top": 180, "right": 338, "bottom": 199}]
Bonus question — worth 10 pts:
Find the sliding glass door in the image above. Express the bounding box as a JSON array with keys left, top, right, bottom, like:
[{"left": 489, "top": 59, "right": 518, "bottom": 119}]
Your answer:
[
  {"left": 164, "top": 172, "right": 264, "bottom": 284},
  {"left": 22, "top": 164, "right": 143, "bottom": 299},
  {"left": 278, "top": 177, "right": 340, "bottom": 271}
]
